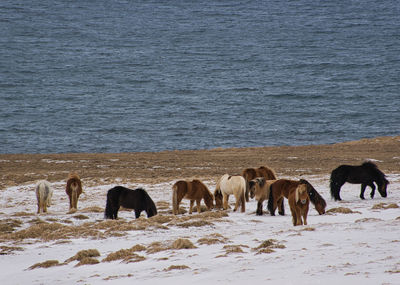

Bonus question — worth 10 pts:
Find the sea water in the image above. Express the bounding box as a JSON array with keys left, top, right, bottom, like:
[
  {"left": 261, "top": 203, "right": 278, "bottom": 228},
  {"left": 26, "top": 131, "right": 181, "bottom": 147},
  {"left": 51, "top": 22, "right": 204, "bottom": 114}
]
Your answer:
[{"left": 1, "top": 0, "right": 399, "bottom": 153}]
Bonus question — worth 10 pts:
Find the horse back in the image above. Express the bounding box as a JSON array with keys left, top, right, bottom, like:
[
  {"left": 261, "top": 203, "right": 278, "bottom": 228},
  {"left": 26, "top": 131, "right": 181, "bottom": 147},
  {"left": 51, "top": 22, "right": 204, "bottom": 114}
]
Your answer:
[
  {"left": 257, "top": 166, "right": 277, "bottom": 180},
  {"left": 271, "top": 179, "right": 298, "bottom": 198}
]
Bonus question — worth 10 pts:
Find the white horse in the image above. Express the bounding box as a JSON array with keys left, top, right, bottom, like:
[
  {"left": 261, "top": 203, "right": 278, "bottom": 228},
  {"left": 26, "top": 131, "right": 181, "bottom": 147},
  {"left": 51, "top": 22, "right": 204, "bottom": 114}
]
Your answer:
[
  {"left": 35, "top": 180, "right": 53, "bottom": 214},
  {"left": 215, "top": 174, "right": 246, "bottom": 212}
]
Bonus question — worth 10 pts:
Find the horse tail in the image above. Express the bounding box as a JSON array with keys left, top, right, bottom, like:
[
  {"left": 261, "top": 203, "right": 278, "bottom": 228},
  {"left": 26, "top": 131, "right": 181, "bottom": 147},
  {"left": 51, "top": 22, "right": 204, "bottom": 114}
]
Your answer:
[
  {"left": 172, "top": 183, "right": 179, "bottom": 215},
  {"left": 104, "top": 189, "right": 114, "bottom": 219},
  {"left": 267, "top": 183, "right": 275, "bottom": 215},
  {"left": 71, "top": 182, "right": 79, "bottom": 209}
]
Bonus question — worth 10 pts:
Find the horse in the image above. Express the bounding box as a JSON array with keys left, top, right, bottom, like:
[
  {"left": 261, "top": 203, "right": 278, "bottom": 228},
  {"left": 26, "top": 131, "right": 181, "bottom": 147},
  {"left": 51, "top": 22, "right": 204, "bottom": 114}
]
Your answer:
[
  {"left": 104, "top": 186, "right": 157, "bottom": 219},
  {"left": 214, "top": 188, "right": 223, "bottom": 210},
  {"left": 267, "top": 179, "right": 326, "bottom": 216},
  {"left": 65, "top": 173, "right": 83, "bottom": 213},
  {"left": 242, "top": 166, "right": 277, "bottom": 201},
  {"left": 215, "top": 174, "right": 246, "bottom": 212},
  {"left": 172, "top": 179, "right": 214, "bottom": 215},
  {"left": 248, "top": 178, "right": 276, "bottom": 215},
  {"left": 288, "top": 184, "right": 310, "bottom": 226},
  {"left": 330, "top": 161, "right": 389, "bottom": 201},
  {"left": 35, "top": 180, "right": 53, "bottom": 214}
]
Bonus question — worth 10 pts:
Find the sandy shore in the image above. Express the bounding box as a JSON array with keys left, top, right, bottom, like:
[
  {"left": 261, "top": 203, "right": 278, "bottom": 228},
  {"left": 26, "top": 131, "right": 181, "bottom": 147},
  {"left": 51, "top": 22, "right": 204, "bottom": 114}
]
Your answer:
[{"left": 0, "top": 136, "right": 399, "bottom": 188}]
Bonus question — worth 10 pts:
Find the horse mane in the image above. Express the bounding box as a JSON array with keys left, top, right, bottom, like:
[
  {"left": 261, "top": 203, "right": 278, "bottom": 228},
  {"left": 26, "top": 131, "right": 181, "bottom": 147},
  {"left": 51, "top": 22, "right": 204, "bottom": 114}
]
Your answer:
[
  {"left": 192, "top": 179, "right": 213, "bottom": 205},
  {"left": 299, "top": 179, "right": 327, "bottom": 210},
  {"left": 362, "top": 161, "right": 389, "bottom": 183},
  {"left": 258, "top": 166, "right": 277, "bottom": 180}
]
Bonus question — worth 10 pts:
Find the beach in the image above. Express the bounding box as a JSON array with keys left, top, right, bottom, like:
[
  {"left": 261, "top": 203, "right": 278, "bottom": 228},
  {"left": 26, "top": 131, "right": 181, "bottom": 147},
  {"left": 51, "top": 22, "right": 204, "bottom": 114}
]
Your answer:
[{"left": 1, "top": 136, "right": 399, "bottom": 188}]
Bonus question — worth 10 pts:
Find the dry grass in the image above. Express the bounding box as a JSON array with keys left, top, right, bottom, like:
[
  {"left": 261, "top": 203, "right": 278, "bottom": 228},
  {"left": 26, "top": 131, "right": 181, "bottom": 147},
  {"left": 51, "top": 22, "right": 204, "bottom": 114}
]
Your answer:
[
  {"left": 355, "top": 218, "right": 383, "bottom": 223},
  {"left": 65, "top": 249, "right": 100, "bottom": 264},
  {"left": 156, "top": 201, "right": 170, "bottom": 210},
  {"left": 253, "top": 239, "right": 286, "bottom": 254},
  {"left": 326, "top": 207, "right": 361, "bottom": 214},
  {"left": 29, "top": 260, "right": 60, "bottom": 270},
  {"left": 198, "top": 233, "right": 229, "bottom": 245},
  {"left": 75, "top": 257, "right": 100, "bottom": 267},
  {"left": 0, "top": 219, "right": 22, "bottom": 233},
  {"left": 372, "top": 203, "right": 399, "bottom": 210},
  {"left": 172, "top": 238, "right": 197, "bottom": 249},
  {"left": 81, "top": 206, "right": 104, "bottom": 213},
  {"left": 164, "top": 265, "right": 190, "bottom": 271},
  {"left": 102, "top": 248, "right": 146, "bottom": 263},
  {"left": 0, "top": 245, "right": 24, "bottom": 255},
  {"left": 12, "top": 212, "right": 34, "bottom": 217},
  {"left": 176, "top": 220, "right": 213, "bottom": 228},
  {"left": 73, "top": 214, "right": 90, "bottom": 220},
  {"left": 222, "top": 245, "right": 247, "bottom": 255}
]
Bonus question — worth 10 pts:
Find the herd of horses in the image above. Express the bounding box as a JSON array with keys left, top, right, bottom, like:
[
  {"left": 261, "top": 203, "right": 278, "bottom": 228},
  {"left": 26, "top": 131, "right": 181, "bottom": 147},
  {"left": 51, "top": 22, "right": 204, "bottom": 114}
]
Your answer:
[{"left": 34, "top": 161, "right": 390, "bottom": 227}]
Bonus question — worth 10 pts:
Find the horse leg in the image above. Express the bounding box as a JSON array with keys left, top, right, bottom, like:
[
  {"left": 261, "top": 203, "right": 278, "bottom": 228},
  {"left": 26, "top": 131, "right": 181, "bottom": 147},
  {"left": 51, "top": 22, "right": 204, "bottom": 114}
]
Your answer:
[
  {"left": 277, "top": 197, "right": 285, "bottom": 216},
  {"left": 290, "top": 205, "right": 297, "bottom": 226},
  {"left": 256, "top": 200, "right": 263, "bottom": 215},
  {"left": 240, "top": 192, "right": 245, "bottom": 213},
  {"left": 189, "top": 200, "right": 195, "bottom": 214},
  {"left": 369, "top": 183, "right": 376, "bottom": 199},
  {"left": 359, "top": 184, "right": 367, "bottom": 200},
  {"left": 233, "top": 194, "right": 240, "bottom": 212},
  {"left": 223, "top": 194, "right": 229, "bottom": 210},
  {"left": 135, "top": 210, "right": 141, "bottom": 219},
  {"left": 245, "top": 183, "right": 249, "bottom": 202},
  {"left": 196, "top": 199, "right": 201, "bottom": 213},
  {"left": 295, "top": 207, "right": 302, "bottom": 226}
]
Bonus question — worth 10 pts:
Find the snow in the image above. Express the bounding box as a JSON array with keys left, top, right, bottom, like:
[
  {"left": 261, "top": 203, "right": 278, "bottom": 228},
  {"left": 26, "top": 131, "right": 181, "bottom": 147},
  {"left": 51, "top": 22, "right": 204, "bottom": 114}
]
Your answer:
[{"left": 1, "top": 174, "right": 400, "bottom": 285}]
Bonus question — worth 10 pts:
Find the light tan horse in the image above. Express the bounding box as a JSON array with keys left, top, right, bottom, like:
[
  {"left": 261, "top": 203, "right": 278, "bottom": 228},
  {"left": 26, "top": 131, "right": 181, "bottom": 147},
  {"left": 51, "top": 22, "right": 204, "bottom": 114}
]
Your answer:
[
  {"left": 65, "top": 173, "right": 83, "bottom": 213},
  {"left": 172, "top": 179, "right": 214, "bottom": 215},
  {"left": 242, "top": 166, "right": 277, "bottom": 201},
  {"left": 35, "top": 180, "right": 53, "bottom": 214},
  {"left": 288, "top": 184, "right": 310, "bottom": 226},
  {"left": 248, "top": 178, "right": 276, "bottom": 215},
  {"left": 215, "top": 174, "right": 246, "bottom": 212}
]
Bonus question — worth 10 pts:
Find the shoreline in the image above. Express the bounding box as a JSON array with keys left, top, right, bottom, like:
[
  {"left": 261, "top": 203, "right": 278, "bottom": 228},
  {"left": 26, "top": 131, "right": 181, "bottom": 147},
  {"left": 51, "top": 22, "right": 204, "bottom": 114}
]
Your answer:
[{"left": 1, "top": 135, "right": 399, "bottom": 188}]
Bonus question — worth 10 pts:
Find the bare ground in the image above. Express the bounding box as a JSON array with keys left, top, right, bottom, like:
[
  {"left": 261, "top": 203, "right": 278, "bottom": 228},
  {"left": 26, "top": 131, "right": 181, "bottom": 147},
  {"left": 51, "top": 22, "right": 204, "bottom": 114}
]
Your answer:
[{"left": 0, "top": 136, "right": 399, "bottom": 188}]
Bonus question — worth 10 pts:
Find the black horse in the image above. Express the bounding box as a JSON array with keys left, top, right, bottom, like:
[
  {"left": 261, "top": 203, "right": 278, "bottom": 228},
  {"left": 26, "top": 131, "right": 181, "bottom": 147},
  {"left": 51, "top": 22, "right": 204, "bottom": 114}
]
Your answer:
[
  {"left": 330, "top": 162, "right": 389, "bottom": 201},
  {"left": 104, "top": 186, "right": 157, "bottom": 219}
]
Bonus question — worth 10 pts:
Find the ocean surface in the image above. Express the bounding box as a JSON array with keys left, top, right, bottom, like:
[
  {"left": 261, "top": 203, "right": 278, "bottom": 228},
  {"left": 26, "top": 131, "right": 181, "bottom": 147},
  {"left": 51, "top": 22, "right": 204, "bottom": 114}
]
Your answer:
[{"left": 1, "top": 0, "right": 399, "bottom": 154}]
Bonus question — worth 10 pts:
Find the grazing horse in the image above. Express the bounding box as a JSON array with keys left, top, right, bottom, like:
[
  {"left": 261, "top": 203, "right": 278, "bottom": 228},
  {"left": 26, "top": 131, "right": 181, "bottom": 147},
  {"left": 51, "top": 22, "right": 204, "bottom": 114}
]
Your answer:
[
  {"left": 65, "top": 173, "right": 83, "bottom": 212},
  {"left": 242, "top": 166, "right": 277, "bottom": 201},
  {"left": 35, "top": 180, "right": 53, "bottom": 214},
  {"left": 288, "top": 184, "right": 310, "bottom": 226},
  {"left": 267, "top": 179, "right": 326, "bottom": 216},
  {"left": 172, "top": 180, "right": 214, "bottom": 215},
  {"left": 215, "top": 174, "right": 246, "bottom": 212},
  {"left": 330, "top": 162, "right": 389, "bottom": 201},
  {"left": 104, "top": 186, "right": 157, "bottom": 219},
  {"left": 248, "top": 178, "right": 276, "bottom": 215}
]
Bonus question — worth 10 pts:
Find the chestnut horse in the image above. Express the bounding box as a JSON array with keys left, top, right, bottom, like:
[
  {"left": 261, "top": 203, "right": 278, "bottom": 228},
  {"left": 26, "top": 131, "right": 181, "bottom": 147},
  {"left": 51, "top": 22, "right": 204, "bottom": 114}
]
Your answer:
[
  {"left": 267, "top": 179, "right": 326, "bottom": 216},
  {"left": 288, "top": 184, "right": 310, "bottom": 226},
  {"left": 242, "top": 166, "right": 277, "bottom": 201},
  {"left": 248, "top": 178, "right": 276, "bottom": 215},
  {"left": 65, "top": 173, "right": 83, "bottom": 213},
  {"left": 172, "top": 179, "right": 214, "bottom": 215},
  {"left": 35, "top": 180, "right": 53, "bottom": 214},
  {"left": 215, "top": 174, "right": 246, "bottom": 212}
]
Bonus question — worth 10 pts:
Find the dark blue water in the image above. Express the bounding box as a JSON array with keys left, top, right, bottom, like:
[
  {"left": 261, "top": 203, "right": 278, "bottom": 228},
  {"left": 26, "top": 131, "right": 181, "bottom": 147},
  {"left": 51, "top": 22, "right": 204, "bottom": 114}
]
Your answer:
[{"left": 1, "top": 0, "right": 399, "bottom": 154}]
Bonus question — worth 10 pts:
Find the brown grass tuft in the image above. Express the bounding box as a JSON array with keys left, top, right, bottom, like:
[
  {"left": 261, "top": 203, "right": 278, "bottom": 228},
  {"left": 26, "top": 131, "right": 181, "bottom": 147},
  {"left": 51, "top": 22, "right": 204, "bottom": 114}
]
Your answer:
[
  {"left": 372, "top": 203, "right": 399, "bottom": 210},
  {"left": 254, "top": 239, "right": 286, "bottom": 254},
  {"left": 75, "top": 257, "right": 100, "bottom": 267},
  {"left": 65, "top": 249, "right": 100, "bottom": 263},
  {"left": 355, "top": 218, "right": 383, "bottom": 223},
  {"left": 130, "top": 244, "right": 146, "bottom": 252},
  {"left": 29, "top": 260, "right": 60, "bottom": 270},
  {"left": 81, "top": 206, "right": 104, "bottom": 213},
  {"left": 172, "top": 238, "right": 197, "bottom": 249},
  {"left": 156, "top": 201, "right": 170, "bottom": 210},
  {"left": 12, "top": 212, "right": 34, "bottom": 217},
  {"left": 176, "top": 220, "right": 213, "bottom": 228},
  {"left": 164, "top": 265, "right": 190, "bottom": 271},
  {"left": 73, "top": 214, "right": 90, "bottom": 220},
  {"left": 0, "top": 245, "right": 24, "bottom": 255},
  {"left": 0, "top": 219, "right": 23, "bottom": 233},
  {"left": 149, "top": 215, "right": 174, "bottom": 224},
  {"left": 326, "top": 207, "right": 360, "bottom": 214},
  {"left": 223, "top": 245, "right": 245, "bottom": 254},
  {"left": 198, "top": 233, "right": 229, "bottom": 245},
  {"left": 147, "top": 241, "right": 169, "bottom": 254}
]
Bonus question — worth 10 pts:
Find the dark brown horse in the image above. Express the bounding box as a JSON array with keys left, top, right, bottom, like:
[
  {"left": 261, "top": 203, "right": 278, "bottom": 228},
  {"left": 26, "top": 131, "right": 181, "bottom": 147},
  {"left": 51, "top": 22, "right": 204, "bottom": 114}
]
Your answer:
[
  {"left": 242, "top": 166, "right": 277, "bottom": 202},
  {"left": 330, "top": 162, "right": 389, "bottom": 201},
  {"left": 268, "top": 179, "right": 326, "bottom": 216},
  {"left": 172, "top": 179, "right": 214, "bottom": 215},
  {"left": 65, "top": 173, "right": 83, "bottom": 213}
]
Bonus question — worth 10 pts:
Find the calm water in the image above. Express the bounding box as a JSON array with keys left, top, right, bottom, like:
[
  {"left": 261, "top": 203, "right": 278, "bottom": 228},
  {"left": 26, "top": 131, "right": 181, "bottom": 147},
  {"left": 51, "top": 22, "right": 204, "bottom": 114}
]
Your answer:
[{"left": 1, "top": 0, "right": 399, "bottom": 154}]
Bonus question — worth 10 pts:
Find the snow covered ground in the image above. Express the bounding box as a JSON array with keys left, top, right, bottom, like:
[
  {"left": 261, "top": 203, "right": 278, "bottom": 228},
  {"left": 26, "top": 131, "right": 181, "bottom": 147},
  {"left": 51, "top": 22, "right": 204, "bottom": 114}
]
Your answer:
[{"left": 0, "top": 174, "right": 399, "bottom": 285}]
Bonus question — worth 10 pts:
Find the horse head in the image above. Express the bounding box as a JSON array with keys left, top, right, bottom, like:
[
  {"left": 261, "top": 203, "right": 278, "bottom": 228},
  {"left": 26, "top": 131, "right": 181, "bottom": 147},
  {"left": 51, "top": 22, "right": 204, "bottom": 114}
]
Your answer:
[
  {"left": 296, "top": 184, "right": 308, "bottom": 205},
  {"left": 378, "top": 177, "right": 389, "bottom": 198}
]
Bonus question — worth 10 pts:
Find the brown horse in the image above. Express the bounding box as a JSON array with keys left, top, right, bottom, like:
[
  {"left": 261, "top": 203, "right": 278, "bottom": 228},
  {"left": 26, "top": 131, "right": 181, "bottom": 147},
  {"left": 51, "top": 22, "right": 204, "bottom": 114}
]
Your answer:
[
  {"left": 242, "top": 166, "right": 277, "bottom": 201},
  {"left": 248, "top": 178, "right": 276, "bottom": 215},
  {"left": 267, "top": 179, "right": 326, "bottom": 216},
  {"left": 172, "top": 179, "right": 214, "bottom": 215},
  {"left": 65, "top": 173, "right": 83, "bottom": 213},
  {"left": 288, "top": 184, "right": 310, "bottom": 226}
]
